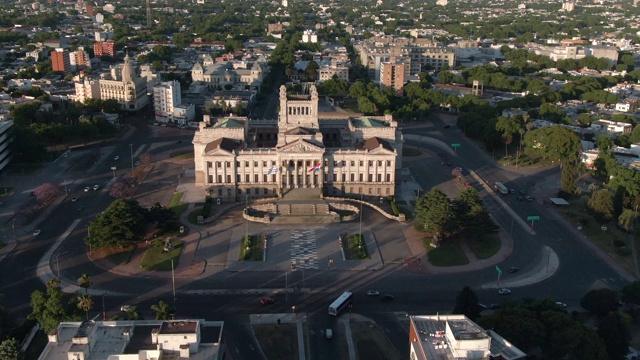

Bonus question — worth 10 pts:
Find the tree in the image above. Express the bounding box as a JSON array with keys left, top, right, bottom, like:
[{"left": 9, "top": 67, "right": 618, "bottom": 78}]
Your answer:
[
  {"left": 76, "top": 294, "right": 93, "bottom": 321},
  {"left": 559, "top": 158, "right": 579, "bottom": 197},
  {"left": 477, "top": 307, "right": 545, "bottom": 351},
  {"left": 588, "top": 189, "right": 614, "bottom": 224},
  {"left": 415, "top": 188, "right": 456, "bottom": 236},
  {"left": 109, "top": 177, "right": 136, "bottom": 198},
  {"left": 618, "top": 208, "right": 637, "bottom": 233},
  {"left": 495, "top": 116, "right": 521, "bottom": 158},
  {"left": 524, "top": 126, "right": 581, "bottom": 161},
  {"left": 33, "top": 183, "right": 60, "bottom": 207},
  {"left": 123, "top": 305, "right": 139, "bottom": 320},
  {"left": 581, "top": 288, "right": 619, "bottom": 316},
  {"left": 77, "top": 274, "right": 92, "bottom": 295},
  {"left": 151, "top": 300, "right": 170, "bottom": 320},
  {"left": 0, "top": 338, "right": 20, "bottom": 360},
  {"left": 29, "top": 279, "right": 79, "bottom": 333},
  {"left": 452, "top": 286, "right": 480, "bottom": 321},
  {"left": 85, "top": 199, "right": 146, "bottom": 250},
  {"left": 305, "top": 60, "right": 319, "bottom": 81},
  {"left": 453, "top": 187, "right": 498, "bottom": 235},
  {"left": 622, "top": 281, "right": 640, "bottom": 306},
  {"left": 597, "top": 312, "right": 630, "bottom": 360}
]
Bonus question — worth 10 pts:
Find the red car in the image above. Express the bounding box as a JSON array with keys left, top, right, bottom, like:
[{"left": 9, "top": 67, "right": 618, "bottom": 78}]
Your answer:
[{"left": 260, "top": 297, "right": 275, "bottom": 305}]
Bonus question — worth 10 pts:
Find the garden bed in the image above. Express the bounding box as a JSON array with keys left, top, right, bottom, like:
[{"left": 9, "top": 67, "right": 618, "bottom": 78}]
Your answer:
[
  {"left": 344, "top": 233, "right": 369, "bottom": 260},
  {"left": 239, "top": 234, "right": 264, "bottom": 261}
]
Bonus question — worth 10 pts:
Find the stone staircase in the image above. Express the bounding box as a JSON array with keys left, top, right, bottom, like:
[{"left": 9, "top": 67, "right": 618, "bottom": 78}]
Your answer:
[{"left": 268, "top": 188, "right": 338, "bottom": 224}]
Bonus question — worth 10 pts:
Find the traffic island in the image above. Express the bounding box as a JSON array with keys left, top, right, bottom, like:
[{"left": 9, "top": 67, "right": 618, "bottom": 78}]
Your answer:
[
  {"left": 239, "top": 234, "right": 265, "bottom": 261},
  {"left": 139, "top": 239, "right": 183, "bottom": 271},
  {"left": 424, "top": 239, "right": 470, "bottom": 266}
]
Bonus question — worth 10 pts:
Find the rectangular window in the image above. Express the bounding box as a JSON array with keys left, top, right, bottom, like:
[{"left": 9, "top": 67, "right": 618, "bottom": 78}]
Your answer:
[
  {"left": 237, "top": 174, "right": 241, "bottom": 182},
  {"left": 350, "top": 161, "right": 355, "bottom": 166},
  {"left": 216, "top": 162, "right": 221, "bottom": 168},
  {"left": 254, "top": 174, "right": 259, "bottom": 182},
  {"left": 359, "top": 174, "right": 363, "bottom": 181},
  {"left": 368, "top": 174, "right": 373, "bottom": 182},
  {"left": 226, "top": 162, "right": 231, "bottom": 168},
  {"left": 386, "top": 174, "right": 391, "bottom": 182},
  {"left": 245, "top": 174, "right": 250, "bottom": 182},
  {"left": 378, "top": 161, "right": 382, "bottom": 166},
  {"left": 263, "top": 174, "right": 268, "bottom": 182},
  {"left": 254, "top": 161, "right": 258, "bottom": 167},
  {"left": 377, "top": 174, "right": 382, "bottom": 182},
  {"left": 333, "top": 174, "right": 337, "bottom": 181},
  {"left": 272, "top": 161, "right": 276, "bottom": 166},
  {"left": 236, "top": 161, "right": 240, "bottom": 168},
  {"left": 217, "top": 175, "right": 222, "bottom": 183},
  {"left": 350, "top": 173, "right": 355, "bottom": 181},
  {"left": 333, "top": 161, "right": 338, "bottom": 166},
  {"left": 207, "top": 161, "right": 212, "bottom": 168},
  {"left": 342, "top": 174, "right": 346, "bottom": 182},
  {"left": 226, "top": 175, "right": 231, "bottom": 183},
  {"left": 386, "top": 160, "right": 391, "bottom": 166},
  {"left": 245, "top": 161, "right": 249, "bottom": 167},
  {"left": 386, "top": 188, "right": 390, "bottom": 195},
  {"left": 263, "top": 161, "right": 267, "bottom": 167},
  {"left": 368, "top": 161, "right": 373, "bottom": 166},
  {"left": 208, "top": 175, "right": 213, "bottom": 183},
  {"left": 341, "top": 160, "right": 346, "bottom": 166}
]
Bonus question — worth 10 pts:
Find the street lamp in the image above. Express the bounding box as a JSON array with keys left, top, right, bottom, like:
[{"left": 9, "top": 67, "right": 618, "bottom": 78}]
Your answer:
[
  {"left": 54, "top": 251, "right": 69, "bottom": 279},
  {"left": 111, "top": 166, "right": 117, "bottom": 179},
  {"left": 129, "top": 144, "right": 134, "bottom": 176},
  {"left": 171, "top": 257, "right": 176, "bottom": 307}
]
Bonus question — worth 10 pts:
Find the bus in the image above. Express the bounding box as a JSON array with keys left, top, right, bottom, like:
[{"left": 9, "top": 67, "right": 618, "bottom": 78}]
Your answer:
[
  {"left": 328, "top": 291, "right": 353, "bottom": 316},
  {"left": 494, "top": 182, "right": 508, "bottom": 195}
]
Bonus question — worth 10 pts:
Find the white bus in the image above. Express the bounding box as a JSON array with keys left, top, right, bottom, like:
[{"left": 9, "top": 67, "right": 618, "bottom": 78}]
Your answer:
[
  {"left": 494, "top": 182, "right": 508, "bottom": 195},
  {"left": 328, "top": 291, "right": 353, "bottom": 316}
]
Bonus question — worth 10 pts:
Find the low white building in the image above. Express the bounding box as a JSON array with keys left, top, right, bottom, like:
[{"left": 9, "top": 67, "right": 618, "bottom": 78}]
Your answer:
[
  {"left": 590, "top": 119, "right": 633, "bottom": 136},
  {"left": 38, "top": 319, "right": 225, "bottom": 360}
]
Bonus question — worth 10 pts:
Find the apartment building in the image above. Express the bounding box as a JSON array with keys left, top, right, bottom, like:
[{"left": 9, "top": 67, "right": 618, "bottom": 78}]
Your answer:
[
  {"left": 380, "top": 57, "right": 406, "bottom": 95},
  {"left": 94, "top": 40, "right": 115, "bottom": 57},
  {"left": 153, "top": 80, "right": 195, "bottom": 124},
  {"left": 73, "top": 76, "right": 100, "bottom": 104},
  {"left": 51, "top": 48, "right": 72, "bottom": 74}
]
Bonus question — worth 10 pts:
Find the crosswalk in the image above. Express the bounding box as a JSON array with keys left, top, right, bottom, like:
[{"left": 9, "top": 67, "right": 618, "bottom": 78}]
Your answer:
[{"left": 290, "top": 230, "right": 319, "bottom": 270}]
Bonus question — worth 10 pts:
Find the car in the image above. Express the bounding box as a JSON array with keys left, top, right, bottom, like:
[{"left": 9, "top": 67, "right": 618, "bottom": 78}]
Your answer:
[
  {"left": 498, "top": 288, "right": 511, "bottom": 295},
  {"left": 93, "top": 185, "right": 99, "bottom": 191},
  {"left": 120, "top": 305, "right": 132, "bottom": 312},
  {"left": 381, "top": 294, "right": 395, "bottom": 301},
  {"left": 84, "top": 186, "right": 90, "bottom": 192},
  {"left": 443, "top": 124, "right": 451, "bottom": 128},
  {"left": 519, "top": 190, "right": 526, "bottom": 195},
  {"left": 477, "top": 303, "right": 488, "bottom": 311},
  {"left": 555, "top": 302, "right": 567, "bottom": 308},
  {"left": 517, "top": 196, "right": 524, "bottom": 201},
  {"left": 113, "top": 156, "right": 120, "bottom": 161},
  {"left": 366, "top": 290, "right": 380, "bottom": 296},
  {"left": 525, "top": 196, "right": 533, "bottom": 202},
  {"left": 71, "top": 197, "right": 78, "bottom": 202},
  {"left": 325, "top": 328, "right": 333, "bottom": 339},
  {"left": 77, "top": 206, "right": 85, "bottom": 211},
  {"left": 509, "top": 267, "right": 520, "bottom": 273},
  {"left": 153, "top": 122, "right": 160, "bottom": 126},
  {"left": 33, "top": 229, "right": 41, "bottom": 236},
  {"left": 134, "top": 161, "right": 140, "bottom": 166},
  {"left": 260, "top": 297, "right": 275, "bottom": 305},
  {"left": 509, "top": 188, "right": 515, "bottom": 194}
]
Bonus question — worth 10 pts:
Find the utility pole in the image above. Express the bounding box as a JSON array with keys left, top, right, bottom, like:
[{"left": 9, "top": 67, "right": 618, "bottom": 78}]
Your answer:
[{"left": 129, "top": 144, "right": 134, "bottom": 177}]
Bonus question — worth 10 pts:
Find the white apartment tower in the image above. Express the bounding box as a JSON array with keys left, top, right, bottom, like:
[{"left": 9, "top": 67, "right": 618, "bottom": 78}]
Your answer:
[
  {"left": 154, "top": 80, "right": 181, "bottom": 122},
  {"left": 282, "top": 0, "right": 288, "bottom": 7}
]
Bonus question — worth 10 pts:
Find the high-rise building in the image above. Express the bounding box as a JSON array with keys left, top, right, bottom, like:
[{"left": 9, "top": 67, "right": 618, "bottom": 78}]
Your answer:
[
  {"left": 51, "top": 48, "right": 72, "bottom": 74},
  {"left": 94, "top": 40, "right": 115, "bottom": 57},
  {"left": 71, "top": 46, "right": 90, "bottom": 70},
  {"left": 153, "top": 80, "right": 195, "bottom": 124},
  {"left": 73, "top": 76, "right": 101, "bottom": 104},
  {"left": 380, "top": 57, "right": 406, "bottom": 95}
]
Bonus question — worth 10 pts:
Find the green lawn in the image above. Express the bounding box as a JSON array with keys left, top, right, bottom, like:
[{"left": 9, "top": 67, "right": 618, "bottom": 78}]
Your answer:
[
  {"left": 239, "top": 235, "right": 264, "bottom": 261},
  {"left": 169, "top": 150, "right": 194, "bottom": 159},
  {"left": 466, "top": 234, "right": 501, "bottom": 259},
  {"left": 168, "top": 192, "right": 183, "bottom": 208},
  {"left": 188, "top": 207, "right": 203, "bottom": 224},
  {"left": 344, "top": 233, "right": 369, "bottom": 260},
  {"left": 425, "top": 239, "right": 469, "bottom": 266},
  {"left": 254, "top": 324, "right": 299, "bottom": 360},
  {"left": 403, "top": 147, "right": 422, "bottom": 157},
  {"left": 139, "top": 240, "right": 183, "bottom": 271},
  {"left": 170, "top": 203, "right": 189, "bottom": 217},
  {"left": 351, "top": 322, "right": 401, "bottom": 360}
]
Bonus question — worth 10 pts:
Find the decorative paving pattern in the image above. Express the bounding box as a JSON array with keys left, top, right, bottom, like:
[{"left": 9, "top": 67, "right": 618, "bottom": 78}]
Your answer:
[{"left": 290, "top": 230, "right": 318, "bottom": 270}]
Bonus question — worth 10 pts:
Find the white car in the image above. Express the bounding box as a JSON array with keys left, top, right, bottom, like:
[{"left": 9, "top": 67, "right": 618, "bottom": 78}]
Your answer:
[
  {"left": 71, "top": 197, "right": 78, "bottom": 202},
  {"left": 366, "top": 290, "right": 380, "bottom": 296},
  {"left": 498, "top": 288, "right": 511, "bottom": 295},
  {"left": 84, "top": 186, "right": 90, "bottom": 192},
  {"left": 120, "top": 305, "right": 132, "bottom": 312},
  {"left": 113, "top": 156, "right": 120, "bottom": 161},
  {"left": 33, "top": 229, "right": 41, "bottom": 236},
  {"left": 93, "top": 185, "right": 99, "bottom": 191},
  {"left": 555, "top": 302, "right": 567, "bottom": 308}
]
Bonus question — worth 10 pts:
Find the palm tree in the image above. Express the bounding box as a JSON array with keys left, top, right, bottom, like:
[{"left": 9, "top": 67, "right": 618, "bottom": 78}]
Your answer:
[
  {"left": 123, "top": 305, "right": 140, "bottom": 320},
  {"left": 618, "top": 208, "right": 637, "bottom": 233},
  {"left": 77, "top": 294, "right": 93, "bottom": 321},
  {"left": 46, "top": 278, "right": 61, "bottom": 291},
  {"left": 151, "top": 300, "right": 170, "bottom": 320},
  {"left": 77, "top": 274, "right": 92, "bottom": 294}
]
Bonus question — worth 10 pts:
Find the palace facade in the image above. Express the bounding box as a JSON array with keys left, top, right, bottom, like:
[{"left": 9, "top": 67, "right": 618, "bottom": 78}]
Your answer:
[{"left": 192, "top": 85, "right": 403, "bottom": 202}]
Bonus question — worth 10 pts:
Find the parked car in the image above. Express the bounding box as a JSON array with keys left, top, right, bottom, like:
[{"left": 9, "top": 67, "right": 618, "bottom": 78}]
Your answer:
[
  {"left": 525, "top": 196, "right": 533, "bottom": 202},
  {"left": 381, "top": 294, "right": 395, "bottom": 301},
  {"left": 113, "top": 156, "right": 120, "bottom": 161},
  {"left": 120, "top": 305, "right": 132, "bottom": 312},
  {"left": 260, "top": 297, "right": 275, "bottom": 305},
  {"left": 477, "top": 303, "right": 488, "bottom": 311},
  {"left": 325, "top": 328, "right": 333, "bottom": 339},
  {"left": 366, "top": 290, "right": 380, "bottom": 296},
  {"left": 71, "top": 197, "right": 78, "bottom": 202},
  {"left": 517, "top": 196, "right": 524, "bottom": 201},
  {"left": 498, "top": 288, "right": 511, "bottom": 295},
  {"left": 93, "top": 185, "right": 100, "bottom": 191},
  {"left": 84, "top": 186, "right": 90, "bottom": 192},
  {"left": 509, "top": 267, "right": 520, "bottom": 273},
  {"left": 77, "top": 206, "right": 85, "bottom": 212},
  {"left": 33, "top": 229, "right": 41, "bottom": 236},
  {"left": 555, "top": 302, "right": 567, "bottom": 308},
  {"left": 509, "top": 189, "right": 515, "bottom": 194},
  {"left": 134, "top": 160, "right": 140, "bottom": 166}
]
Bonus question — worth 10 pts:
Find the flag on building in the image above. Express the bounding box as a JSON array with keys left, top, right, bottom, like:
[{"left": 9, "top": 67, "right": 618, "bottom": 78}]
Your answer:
[
  {"left": 267, "top": 166, "right": 279, "bottom": 175},
  {"left": 308, "top": 163, "right": 322, "bottom": 172}
]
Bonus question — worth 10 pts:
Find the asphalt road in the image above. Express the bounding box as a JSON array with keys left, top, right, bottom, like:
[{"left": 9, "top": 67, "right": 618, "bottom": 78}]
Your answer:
[{"left": 0, "top": 113, "right": 633, "bottom": 359}]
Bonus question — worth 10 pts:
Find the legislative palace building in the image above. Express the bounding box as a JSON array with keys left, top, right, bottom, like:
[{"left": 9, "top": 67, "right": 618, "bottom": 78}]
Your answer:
[{"left": 193, "top": 85, "right": 403, "bottom": 202}]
